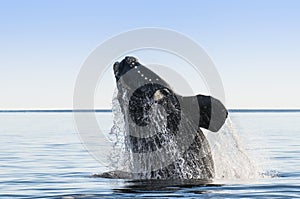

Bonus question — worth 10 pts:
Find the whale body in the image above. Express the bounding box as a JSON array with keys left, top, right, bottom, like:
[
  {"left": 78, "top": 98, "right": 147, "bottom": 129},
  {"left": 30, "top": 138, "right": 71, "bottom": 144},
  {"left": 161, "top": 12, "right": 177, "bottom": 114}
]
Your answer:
[{"left": 99, "top": 56, "right": 228, "bottom": 180}]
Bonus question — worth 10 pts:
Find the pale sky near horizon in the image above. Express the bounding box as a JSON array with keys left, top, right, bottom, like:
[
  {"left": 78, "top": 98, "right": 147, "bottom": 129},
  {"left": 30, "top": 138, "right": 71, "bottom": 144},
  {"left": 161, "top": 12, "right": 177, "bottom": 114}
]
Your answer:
[{"left": 1, "top": 0, "right": 300, "bottom": 109}]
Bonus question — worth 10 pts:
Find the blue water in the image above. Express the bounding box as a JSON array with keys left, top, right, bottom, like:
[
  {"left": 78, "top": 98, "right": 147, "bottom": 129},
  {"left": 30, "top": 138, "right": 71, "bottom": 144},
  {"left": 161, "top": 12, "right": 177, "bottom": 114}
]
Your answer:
[{"left": 1, "top": 112, "right": 300, "bottom": 198}]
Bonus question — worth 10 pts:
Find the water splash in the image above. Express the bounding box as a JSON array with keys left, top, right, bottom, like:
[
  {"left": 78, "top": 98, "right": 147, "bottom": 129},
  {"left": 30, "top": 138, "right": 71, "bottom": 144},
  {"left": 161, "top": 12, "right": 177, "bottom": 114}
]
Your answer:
[
  {"left": 108, "top": 89, "right": 215, "bottom": 179},
  {"left": 107, "top": 89, "right": 129, "bottom": 172},
  {"left": 108, "top": 89, "right": 267, "bottom": 180},
  {"left": 205, "top": 117, "right": 263, "bottom": 180}
]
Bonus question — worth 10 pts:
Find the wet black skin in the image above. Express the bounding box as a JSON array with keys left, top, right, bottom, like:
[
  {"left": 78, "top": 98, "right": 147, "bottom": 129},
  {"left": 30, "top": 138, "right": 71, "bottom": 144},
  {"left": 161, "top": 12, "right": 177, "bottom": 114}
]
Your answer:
[
  {"left": 103, "top": 56, "right": 228, "bottom": 179},
  {"left": 113, "top": 56, "right": 228, "bottom": 133}
]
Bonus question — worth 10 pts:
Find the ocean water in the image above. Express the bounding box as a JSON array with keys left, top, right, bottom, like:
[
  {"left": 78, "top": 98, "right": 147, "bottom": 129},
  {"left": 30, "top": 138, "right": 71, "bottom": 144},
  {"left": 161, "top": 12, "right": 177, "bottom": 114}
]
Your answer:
[{"left": 0, "top": 111, "right": 300, "bottom": 198}]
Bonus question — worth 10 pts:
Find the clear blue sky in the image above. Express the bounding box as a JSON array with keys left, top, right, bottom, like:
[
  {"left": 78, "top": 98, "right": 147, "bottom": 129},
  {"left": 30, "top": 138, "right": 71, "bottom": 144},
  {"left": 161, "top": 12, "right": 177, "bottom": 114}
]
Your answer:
[{"left": 1, "top": 0, "right": 300, "bottom": 109}]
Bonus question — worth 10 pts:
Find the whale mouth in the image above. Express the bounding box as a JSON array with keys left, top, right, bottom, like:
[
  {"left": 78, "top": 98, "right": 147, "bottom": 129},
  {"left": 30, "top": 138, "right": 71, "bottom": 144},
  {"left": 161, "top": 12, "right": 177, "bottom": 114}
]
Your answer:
[{"left": 114, "top": 56, "right": 138, "bottom": 81}]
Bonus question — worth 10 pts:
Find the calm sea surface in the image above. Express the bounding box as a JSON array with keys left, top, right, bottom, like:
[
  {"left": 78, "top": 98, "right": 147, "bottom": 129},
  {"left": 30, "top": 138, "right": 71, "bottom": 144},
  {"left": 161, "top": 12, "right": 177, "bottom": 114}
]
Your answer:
[{"left": 0, "top": 112, "right": 299, "bottom": 198}]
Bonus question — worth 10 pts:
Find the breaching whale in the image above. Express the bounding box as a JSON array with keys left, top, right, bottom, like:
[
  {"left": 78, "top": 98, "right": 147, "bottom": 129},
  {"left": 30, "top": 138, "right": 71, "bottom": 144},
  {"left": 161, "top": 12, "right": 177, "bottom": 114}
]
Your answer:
[{"left": 99, "top": 56, "right": 228, "bottom": 180}]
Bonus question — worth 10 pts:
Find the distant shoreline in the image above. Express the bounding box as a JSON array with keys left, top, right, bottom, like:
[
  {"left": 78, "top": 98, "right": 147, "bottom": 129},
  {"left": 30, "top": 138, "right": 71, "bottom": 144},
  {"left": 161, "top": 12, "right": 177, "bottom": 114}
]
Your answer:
[{"left": 1, "top": 109, "right": 300, "bottom": 113}]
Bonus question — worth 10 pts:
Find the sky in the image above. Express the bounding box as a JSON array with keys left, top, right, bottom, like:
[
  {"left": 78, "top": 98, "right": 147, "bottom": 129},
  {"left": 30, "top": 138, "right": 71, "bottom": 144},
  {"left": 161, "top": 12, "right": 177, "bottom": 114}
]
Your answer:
[{"left": 0, "top": 0, "right": 300, "bottom": 109}]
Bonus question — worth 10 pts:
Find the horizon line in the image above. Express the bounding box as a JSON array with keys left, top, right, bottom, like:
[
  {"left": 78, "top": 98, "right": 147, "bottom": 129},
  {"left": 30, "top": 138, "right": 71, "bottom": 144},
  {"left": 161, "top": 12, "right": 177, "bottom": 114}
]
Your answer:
[{"left": 1, "top": 109, "right": 300, "bottom": 113}]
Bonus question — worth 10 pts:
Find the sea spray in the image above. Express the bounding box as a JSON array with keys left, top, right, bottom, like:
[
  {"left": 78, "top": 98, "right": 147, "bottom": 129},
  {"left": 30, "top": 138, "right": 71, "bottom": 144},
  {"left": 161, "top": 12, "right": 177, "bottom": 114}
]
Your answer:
[
  {"left": 108, "top": 89, "right": 263, "bottom": 180},
  {"left": 205, "top": 117, "right": 262, "bottom": 180},
  {"left": 109, "top": 89, "right": 186, "bottom": 178},
  {"left": 107, "top": 90, "right": 130, "bottom": 172}
]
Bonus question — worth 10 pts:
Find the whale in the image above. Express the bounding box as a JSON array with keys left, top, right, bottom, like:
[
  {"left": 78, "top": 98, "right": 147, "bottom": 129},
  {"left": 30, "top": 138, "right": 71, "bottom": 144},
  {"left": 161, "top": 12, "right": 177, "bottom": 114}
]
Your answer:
[{"left": 99, "top": 56, "right": 228, "bottom": 180}]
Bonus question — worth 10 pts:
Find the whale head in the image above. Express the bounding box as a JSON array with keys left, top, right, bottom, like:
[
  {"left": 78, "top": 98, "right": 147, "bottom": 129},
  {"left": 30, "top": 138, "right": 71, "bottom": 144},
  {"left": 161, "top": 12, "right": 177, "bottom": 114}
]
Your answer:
[
  {"left": 113, "top": 56, "right": 138, "bottom": 82},
  {"left": 113, "top": 56, "right": 228, "bottom": 133}
]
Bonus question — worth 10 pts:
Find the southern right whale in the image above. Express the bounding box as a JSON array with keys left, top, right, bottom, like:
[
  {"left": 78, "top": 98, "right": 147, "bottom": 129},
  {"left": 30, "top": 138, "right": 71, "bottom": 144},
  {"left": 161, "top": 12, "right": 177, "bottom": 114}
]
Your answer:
[{"left": 100, "top": 56, "right": 228, "bottom": 180}]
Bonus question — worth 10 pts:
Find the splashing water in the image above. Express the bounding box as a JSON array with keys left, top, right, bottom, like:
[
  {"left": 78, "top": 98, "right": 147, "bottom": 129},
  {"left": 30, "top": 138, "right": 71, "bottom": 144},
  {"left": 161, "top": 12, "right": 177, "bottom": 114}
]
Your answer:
[
  {"left": 109, "top": 89, "right": 204, "bottom": 178},
  {"left": 108, "top": 89, "right": 265, "bottom": 180},
  {"left": 107, "top": 90, "right": 129, "bottom": 172},
  {"left": 204, "top": 117, "right": 263, "bottom": 180}
]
